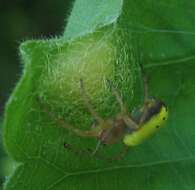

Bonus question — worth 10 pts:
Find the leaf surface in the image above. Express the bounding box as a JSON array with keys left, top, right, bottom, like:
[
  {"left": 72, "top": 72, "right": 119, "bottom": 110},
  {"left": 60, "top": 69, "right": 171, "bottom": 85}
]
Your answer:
[{"left": 3, "top": 0, "right": 195, "bottom": 189}]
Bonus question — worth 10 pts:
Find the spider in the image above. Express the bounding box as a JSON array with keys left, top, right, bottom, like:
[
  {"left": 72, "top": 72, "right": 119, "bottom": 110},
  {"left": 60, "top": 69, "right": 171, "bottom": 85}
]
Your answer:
[{"left": 40, "top": 64, "right": 168, "bottom": 161}]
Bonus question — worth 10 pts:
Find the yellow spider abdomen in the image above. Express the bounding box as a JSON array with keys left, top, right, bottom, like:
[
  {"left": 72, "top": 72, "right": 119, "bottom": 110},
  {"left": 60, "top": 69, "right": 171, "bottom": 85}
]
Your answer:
[{"left": 123, "top": 105, "right": 168, "bottom": 146}]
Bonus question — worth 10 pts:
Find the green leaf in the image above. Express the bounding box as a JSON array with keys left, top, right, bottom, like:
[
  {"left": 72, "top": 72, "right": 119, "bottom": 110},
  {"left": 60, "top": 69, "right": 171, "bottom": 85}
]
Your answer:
[
  {"left": 63, "top": 0, "right": 123, "bottom": 39},
  {"left": 3, "top": 0, "right": 195, "bottom": 189}
]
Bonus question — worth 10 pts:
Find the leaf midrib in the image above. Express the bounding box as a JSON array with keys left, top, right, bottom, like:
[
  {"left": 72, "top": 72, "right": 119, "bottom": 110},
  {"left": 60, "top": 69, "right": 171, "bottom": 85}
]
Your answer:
[{"left": 26, "top": 155, "right": 195, "bottom": 177}]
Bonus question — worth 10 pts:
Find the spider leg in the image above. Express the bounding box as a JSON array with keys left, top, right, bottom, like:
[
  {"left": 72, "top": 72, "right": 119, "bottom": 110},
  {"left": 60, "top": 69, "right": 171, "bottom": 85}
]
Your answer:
[
  {"left": 123, "top": 115, "right": 139, "bottom": 129},
  {"left": 96, "top": 144, "right": 130, "bottom": 161},
  {"left": 64, "top": 142, "right": 129, "bottom": 162},
  {"left": 93, "top": 144, "right": 129, "bottom": 161},
  {"left": 80, "top": 79, "right": 104, "bottom": 124},
  {"left": 91, "top": 124, "right": 115, "bottom": 156},
  {"left": 64, "top": 142, "right": 110, "bottom": 161},
  {"left": 107, "top": 79, "right": 138, "bottom": 129},
  {"left": 39, "top": 99, "right": 100, "bottom": 137},
  {"left": 64, "top": 142, "right": 93, "bottom": 158},
  {"left": 106, "top": 79, "right": 127, "bottom": 114},
  {"left": 91, "top": 139, "right": 102, "bottom": 156},
  {"left": 139, "top": 104, "right": 149, "bottom": 124},
  {"left": 140, "top": 64, "right": 149, "bottom": 102},
  {"left": 109, "top": 145, "right": 129, "bottom": 161},
  {"left": 139, "top": 64, "right": 150, "bottom": 124}
]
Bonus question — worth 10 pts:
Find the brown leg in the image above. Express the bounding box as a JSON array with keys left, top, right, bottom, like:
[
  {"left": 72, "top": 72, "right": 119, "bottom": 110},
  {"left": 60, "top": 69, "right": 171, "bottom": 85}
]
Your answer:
[
  {"left": 64, "top": 142, "right": 129, "bottom": 162},
  {"left": 95, "top": 144, "right": 129, "bottom": 162},
  {"left": 64, "top": 142, "right": 109, "bottom": 161},
  {"left": 107, "top": 79, "right": 138, "bottom": 129},
  {"left": 64, "top": 143, "right": 93, "bottom": 158},
  {"left": 123, "top": 115, "right": 139, "bottom": 129},
  {"left": 140, "top": 64, "right": 149, "bottom": 102},
  {"left": 91, "top": 139, "right": 102, "bottom": 156},
  {"left": 80, "top": 79, "right": 104, "bottom": 124},
  {"left": 109, "top": 145, "right": 129, "bottom": 161},
  {"left": 106, "top": 79, "right": 127, "bottom": 114},
  {"left": 139, "top": 64, "right": 150, "bottom": 124},
  {"left": 39, "top": 99, "right": 101, "bottom": 137}
]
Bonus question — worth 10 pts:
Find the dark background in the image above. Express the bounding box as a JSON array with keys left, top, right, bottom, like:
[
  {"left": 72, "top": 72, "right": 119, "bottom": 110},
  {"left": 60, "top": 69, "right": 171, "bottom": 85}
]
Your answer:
[{"left": 0, "top": 0, "right": 73, "bottom": 186}]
